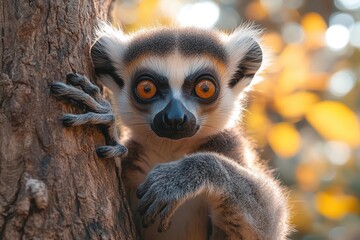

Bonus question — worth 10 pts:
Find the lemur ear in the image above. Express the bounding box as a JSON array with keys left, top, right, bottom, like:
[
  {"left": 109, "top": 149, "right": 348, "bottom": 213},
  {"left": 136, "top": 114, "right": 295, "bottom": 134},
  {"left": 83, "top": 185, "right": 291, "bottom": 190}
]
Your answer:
[
  {"left": 224, "top": 27, "right": 263, "bottom": 89},
  {"left": 90, "top": 23, "right": 127, "bottom": 89}
]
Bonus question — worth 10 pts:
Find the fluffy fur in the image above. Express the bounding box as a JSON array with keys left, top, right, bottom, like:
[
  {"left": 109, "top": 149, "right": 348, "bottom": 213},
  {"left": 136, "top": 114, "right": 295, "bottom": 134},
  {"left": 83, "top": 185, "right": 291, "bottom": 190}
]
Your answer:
[{"left": 51, "top": 23, "right": 290, "bottom": 240}]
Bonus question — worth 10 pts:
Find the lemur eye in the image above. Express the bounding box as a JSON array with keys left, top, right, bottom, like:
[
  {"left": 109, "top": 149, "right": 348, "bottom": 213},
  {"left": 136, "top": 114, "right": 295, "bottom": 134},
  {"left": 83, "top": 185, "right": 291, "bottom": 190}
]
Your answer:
[
  {"left": 136, "top": 80, "right": 157, "bottom": 100},
  {"left": 195, "top": 80, "right": 216, "bottom": 99}
]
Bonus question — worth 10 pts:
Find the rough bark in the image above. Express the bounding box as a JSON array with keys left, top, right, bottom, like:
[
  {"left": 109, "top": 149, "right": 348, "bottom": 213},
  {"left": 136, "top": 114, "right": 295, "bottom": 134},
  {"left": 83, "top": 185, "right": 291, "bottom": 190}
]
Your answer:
[{"left": 0, "top": 1, "right": 136, "bottom": 239}]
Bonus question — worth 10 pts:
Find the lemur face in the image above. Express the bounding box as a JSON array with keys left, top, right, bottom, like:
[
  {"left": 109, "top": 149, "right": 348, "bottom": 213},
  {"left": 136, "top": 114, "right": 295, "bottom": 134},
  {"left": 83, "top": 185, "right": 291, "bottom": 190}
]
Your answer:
[{"left": 91, "top": 25, "right": 263, "bottom": 140}]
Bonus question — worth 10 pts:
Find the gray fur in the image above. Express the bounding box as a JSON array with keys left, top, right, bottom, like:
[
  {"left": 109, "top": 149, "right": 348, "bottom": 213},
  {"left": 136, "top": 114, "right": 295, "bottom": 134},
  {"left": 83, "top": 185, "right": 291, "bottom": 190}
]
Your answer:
[
  {"left": 123, "top": 28, "right": 226, "bottom": 65},
  {"left": 228, "top": 39, "right": 263, "bottom": 88},
  {"left": 66, "top": 73, "right": 103, "bottom": 102},
  {"left": 50, "top": 73, "right": 127, "bottom": 159},
  {"left": 49, "top": 82, "right": 109, "bottom": 113},
  {"left": 177, "top": 28, "right": 226, "bottom": 63},
  {"left": 122, "top": 141, "right": 146, "bottom": 176},
  {"left": 91, "top": 39, "right": 125, "bottom": 88},
  {"left": 61, "top": 113, "right": 114, "bottom": 127},
  {"left": 129, "top": 130, "right": 288, "bottom": 239},
  {"left": 124, "top": 29, "right": 176, "bottom": 64},
  {"left": 198, "top": 129, "right": 246, "bottom": 165},
  {"left": 53, "top": 25, "right": 289, "bottom": 240},
  {"left": 96, "top": 144, "right": 128, "bottom": 159}
]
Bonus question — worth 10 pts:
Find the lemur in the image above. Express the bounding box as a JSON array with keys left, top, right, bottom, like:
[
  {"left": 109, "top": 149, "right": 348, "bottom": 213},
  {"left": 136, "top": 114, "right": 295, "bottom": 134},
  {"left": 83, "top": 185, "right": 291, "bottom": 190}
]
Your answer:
[{"left": 50, "top": 23, "right": 289, "bottom": 240}]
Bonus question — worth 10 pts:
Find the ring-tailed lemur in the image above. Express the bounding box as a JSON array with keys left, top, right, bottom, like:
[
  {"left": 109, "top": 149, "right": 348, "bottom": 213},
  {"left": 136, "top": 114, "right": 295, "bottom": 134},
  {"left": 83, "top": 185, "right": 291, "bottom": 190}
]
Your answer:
[{"left": 50, "top": 24, "right": 289, "bottom": 240}]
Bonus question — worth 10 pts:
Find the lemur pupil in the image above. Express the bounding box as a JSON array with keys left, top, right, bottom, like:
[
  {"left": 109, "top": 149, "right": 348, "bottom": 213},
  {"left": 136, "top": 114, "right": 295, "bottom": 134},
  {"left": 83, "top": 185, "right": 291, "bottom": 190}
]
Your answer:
[
  {"left": 203, "top": 85, "right": 209, "bottom": 92},
  {"left": 144, "top": 86, "right": 151, "bottom": 93}
]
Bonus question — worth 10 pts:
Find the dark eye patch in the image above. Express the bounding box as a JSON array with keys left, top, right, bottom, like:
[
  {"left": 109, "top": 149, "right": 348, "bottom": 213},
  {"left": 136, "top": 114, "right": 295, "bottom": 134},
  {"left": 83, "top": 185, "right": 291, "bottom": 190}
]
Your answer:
[
  {"left": 182, "top": 68, "right": 220, "bottom": 103},
  {"left": 131, "top": 68, "right": 171, "bottom": 103}
]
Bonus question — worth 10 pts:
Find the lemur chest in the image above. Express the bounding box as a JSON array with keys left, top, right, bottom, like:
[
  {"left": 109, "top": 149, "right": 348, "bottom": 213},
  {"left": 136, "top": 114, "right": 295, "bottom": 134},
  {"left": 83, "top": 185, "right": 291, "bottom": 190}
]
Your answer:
[
  {"left": 123, "top": 142, "right": 210, "bottom": 239},
  {"left": 135, "top": 142, "right": 197, "bottom": 176},
  {"left": 125, "top": 149, "right": 188, "bottom": 191},
  {"left": 130, "top": 193, "right": 210, "bottom": 240},
  {"left": 145, "top": 146, "right": 188, "bottom": 165}
]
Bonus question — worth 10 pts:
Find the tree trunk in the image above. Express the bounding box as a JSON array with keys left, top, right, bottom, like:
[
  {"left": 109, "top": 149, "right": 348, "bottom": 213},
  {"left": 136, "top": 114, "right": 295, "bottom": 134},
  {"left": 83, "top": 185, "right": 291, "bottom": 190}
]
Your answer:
[{"left": 0, "top": 1, "right": 136, "bottom": 239}]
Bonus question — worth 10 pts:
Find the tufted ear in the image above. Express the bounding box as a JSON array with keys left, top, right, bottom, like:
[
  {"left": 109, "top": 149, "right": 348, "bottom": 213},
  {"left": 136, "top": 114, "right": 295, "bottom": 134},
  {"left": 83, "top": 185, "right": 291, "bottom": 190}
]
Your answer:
[
  {"left": 90, "top": 23, "right": 127, "bottom": 90},
  {"left": 224, "top": 26, "right": 263, "bottom": 89}
]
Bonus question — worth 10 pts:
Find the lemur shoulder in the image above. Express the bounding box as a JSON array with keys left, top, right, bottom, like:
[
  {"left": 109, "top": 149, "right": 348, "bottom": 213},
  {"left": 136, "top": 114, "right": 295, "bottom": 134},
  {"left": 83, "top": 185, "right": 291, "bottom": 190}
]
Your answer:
[{"left": 50, "top": 23, "right": 290, "bottom": 240}]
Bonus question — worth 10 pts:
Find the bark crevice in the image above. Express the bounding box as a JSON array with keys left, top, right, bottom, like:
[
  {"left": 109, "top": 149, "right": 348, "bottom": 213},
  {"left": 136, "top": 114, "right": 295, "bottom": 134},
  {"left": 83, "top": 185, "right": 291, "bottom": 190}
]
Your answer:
[{"left": 0, "top": 0, "right": 136, "bottom": 239}]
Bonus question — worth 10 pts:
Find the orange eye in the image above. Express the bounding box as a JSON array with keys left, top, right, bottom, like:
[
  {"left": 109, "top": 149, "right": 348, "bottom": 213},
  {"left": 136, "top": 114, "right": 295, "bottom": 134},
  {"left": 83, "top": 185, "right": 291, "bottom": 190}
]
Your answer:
[
  {"left": 195, "top": 80, "right": 216, "bottom": 99},
  {"left": 136, "top": 80, "right": 157, "bottom": 100}
]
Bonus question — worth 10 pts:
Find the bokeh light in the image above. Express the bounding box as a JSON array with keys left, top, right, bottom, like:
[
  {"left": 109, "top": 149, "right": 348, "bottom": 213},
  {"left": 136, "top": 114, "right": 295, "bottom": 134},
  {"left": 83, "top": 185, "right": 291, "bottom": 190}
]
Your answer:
[
  {"left": 329, "top": 12, "right": 354, "bottom": 27},
  {"left": 111, "top": 0, "right": 360, "bottom": 239},
  {"left": 176, "top": 1, "right": 220, "bottom": 28},
  {"left": 324, "top": 141, "right": 351, "bottom": 165},
  {"left": 281, "top": 22, "right": 305, "bottom": 44},
  {"left": 325, "top": 25, "right": 350, "bottom": 50},
  {"left": 350, "top": 22, "right": 360, "bottom": 48},
  {"left": 335, "top": 0, "right": 360, "bottom": 10},
  {"left": 328, "top": 69, "right": 356, "bottom": 97}
]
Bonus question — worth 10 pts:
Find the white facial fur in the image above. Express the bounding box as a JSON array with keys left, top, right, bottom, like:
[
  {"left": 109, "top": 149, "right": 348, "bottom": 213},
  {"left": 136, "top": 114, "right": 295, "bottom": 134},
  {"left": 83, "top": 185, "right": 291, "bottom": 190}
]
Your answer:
[
  {"left": 101, "top": 55, "right": 252, "bottom": 143},
  {"left": 93, "top": 24, "right": 263, "bottom": 144}
]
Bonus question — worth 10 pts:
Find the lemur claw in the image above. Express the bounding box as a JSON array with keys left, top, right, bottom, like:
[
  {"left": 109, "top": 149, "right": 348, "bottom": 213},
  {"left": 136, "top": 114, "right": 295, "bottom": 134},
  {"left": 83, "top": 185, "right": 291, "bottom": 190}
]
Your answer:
[
  {"left": 50, "top": 73, "right": 127, "bottom": 159},
  {"left": 136, "top": 163, "right": 186, "bottom": 232},
  {"left": 66, "top": 73, "right": 102, "bottom": 98}
]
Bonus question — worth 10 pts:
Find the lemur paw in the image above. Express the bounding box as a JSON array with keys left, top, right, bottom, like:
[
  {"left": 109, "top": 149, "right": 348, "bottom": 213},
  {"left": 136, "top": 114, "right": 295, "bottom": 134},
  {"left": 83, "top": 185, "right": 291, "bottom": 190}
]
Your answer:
[
  {"left": 136, "top": 162, "right": 189, "bottom": 232},
  {"left": 96, "top": 145, "right": 128, "bottom": 159},
  {"left": 50, "top": 73, "right": 128, "bottom": 159}
]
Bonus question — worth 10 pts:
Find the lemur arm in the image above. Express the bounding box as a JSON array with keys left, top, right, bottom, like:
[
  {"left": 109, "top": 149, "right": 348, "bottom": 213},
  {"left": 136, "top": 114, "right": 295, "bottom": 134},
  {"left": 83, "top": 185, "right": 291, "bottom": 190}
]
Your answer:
[
  {"left": 49, "top": 73, "right": 127, "bottom": 159},
  {"left": 136, "top": 152, "right": 288, "bottom": 240}
]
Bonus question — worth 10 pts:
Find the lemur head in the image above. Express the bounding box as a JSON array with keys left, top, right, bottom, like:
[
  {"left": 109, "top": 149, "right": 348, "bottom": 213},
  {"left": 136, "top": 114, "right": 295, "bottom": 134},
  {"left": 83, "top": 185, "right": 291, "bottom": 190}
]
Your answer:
[{"left": 91, "top": 24, "right": 263, "bottom": 141}]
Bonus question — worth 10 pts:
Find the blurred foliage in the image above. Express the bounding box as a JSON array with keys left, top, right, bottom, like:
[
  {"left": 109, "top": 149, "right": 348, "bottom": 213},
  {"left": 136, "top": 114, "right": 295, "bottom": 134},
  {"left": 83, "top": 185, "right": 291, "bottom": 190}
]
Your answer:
[{"left": 111, "top": 0, "right": 360, "bottom": 239}]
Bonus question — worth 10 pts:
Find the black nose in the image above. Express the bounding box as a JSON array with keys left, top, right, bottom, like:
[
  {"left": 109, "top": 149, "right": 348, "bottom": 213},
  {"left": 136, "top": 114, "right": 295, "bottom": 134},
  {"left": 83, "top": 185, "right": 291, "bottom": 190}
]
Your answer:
[
  {"left": 163, "top": 101, "right": 188, "bottom": 130},
  {"left": 151, "top": 99, "right": 199, "bottom": 140}
]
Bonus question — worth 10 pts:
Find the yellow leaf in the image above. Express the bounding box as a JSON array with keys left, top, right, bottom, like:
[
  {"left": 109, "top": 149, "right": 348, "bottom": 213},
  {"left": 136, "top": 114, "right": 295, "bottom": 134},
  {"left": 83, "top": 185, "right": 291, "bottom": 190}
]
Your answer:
[
  {"left": 301, "top": 12, "right": 327, "bottom": 33},
  {"left": 274, "top": 92, "right": 320, "bottom": 119},
  {"left": 315, "top": 191, "right": 359, "bottom": 220},
  {"left": 306, "top": 101, "right": 360, "bottom": 147},
  {"left": 301, "top": 12, "right": 327, "bottom": 49},
  {"left": 267, "top": 123, "right": 301, "bottom": 158}
]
